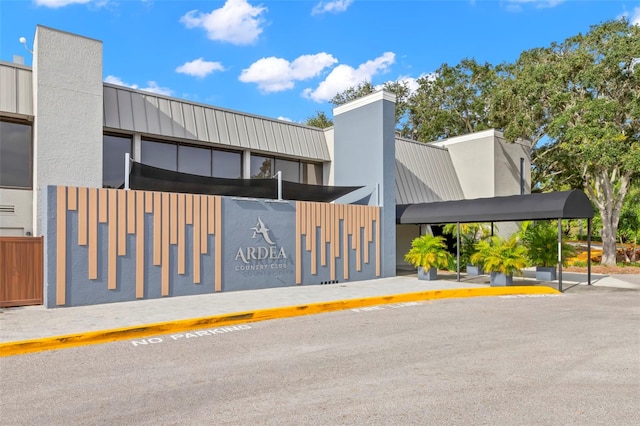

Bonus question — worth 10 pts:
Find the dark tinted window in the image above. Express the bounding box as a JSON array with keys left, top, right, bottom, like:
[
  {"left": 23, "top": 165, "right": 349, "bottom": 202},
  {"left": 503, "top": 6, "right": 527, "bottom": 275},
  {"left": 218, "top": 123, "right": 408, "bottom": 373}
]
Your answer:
[
  {"left": 141, "top": 140, "right": 177, "bottom": 171},
  {"left": 0, "top": 121, "right": 32, "bottom": 188},
  {"left": 213, "top": 150, "right": 242, "bottom": 178},
  {"left": 303, "top": 162, "right": 323, "bottom": 185},
  {"left": 275, "top": 158, "right": 300, "bottom": 183},
  {"left": 179, "top": 145, "right": 211, "bottom": 176},
  {"left": 102, "top": 134, "right": 132, "bottom": 188},
  {"left": 250, "top": 155, "right": 273, "bottom": 179}
]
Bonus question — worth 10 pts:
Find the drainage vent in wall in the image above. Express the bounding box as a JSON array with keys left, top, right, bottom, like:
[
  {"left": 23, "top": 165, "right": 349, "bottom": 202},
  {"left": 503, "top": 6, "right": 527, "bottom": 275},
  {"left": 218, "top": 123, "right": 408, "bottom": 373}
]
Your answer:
[{"left": 0, "top": 205, "right": 16, "bottom": 214}]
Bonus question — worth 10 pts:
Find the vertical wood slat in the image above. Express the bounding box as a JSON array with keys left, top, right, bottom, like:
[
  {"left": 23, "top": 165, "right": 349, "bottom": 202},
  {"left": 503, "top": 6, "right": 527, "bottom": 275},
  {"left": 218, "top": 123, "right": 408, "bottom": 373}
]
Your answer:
[
  {"left": 208, "top": 196, "right": 215, "bottom": 234},
  {"left": 200, "top": 196, "right": 208, "bottom": 255},
  {"left": 88, "top": 188, "right": 98, "bottom": 280},
  {"left": 376, "top": 207, "right": 381, "bottom": 277},
  {"left": 136, "top": 191, "right": 145, "bottom": 298},
  {"left": 118, "top": 190, "right": 127, "bottom": 256},
  {"left": 67, "top": 186, "right": 77, "bottom": 211},
  {"left": 153, "top": 192, "right": 161, "bottom": 266},
  {"left": 145, "top": 191, "right": 153, "bottom": 213},
  {"left": 320, "top": 203, "right": 326, "bottom": 267},
  {"left": 305, "top": 201, "right": 312, "bottom": 251},
  {"left": 311, "top": 203, "right": 317, "bottom": 275},
  {"left": 78, "top": 187, "right": 87, "bottom": 246},
  {"left": 178, "top": 193, "right": 186, "bottom": 274},
  {"left": 127, "top": 190, "right": 136, "bottom": 234},
  {"left": 186, "top": 194, "right": 193, "bottom": 225},
  {"left": 214, "top": 198, "right": 222, "bottom": 292},
  {"left": 161, "top": 192, "right": 170, "bottom": 296},
  {"left": 296, "top": 202, "right": 302, "bottom": 284},
  {"left": 329, "top": 203, "right": 335, "bottom": 281},
  {"left": 356, "top": 206, "right": 362, "bottom": 271},
  {"left": 170, "top": 193, "right": 178, "bottom": 245},
  {"left": 98, "top": 189, "right": 108, "bottom": 223},
  {"left": 56, "top": 187, "right": 66, "bottom": 305},
  {"left": 364, "top": 206, "right": 370, "bottom": 264},
  {"left": 108, "top": 189, "right": 117, "bottom": 290},
  {"left": 343, "top": 204, "right": 349, "bottom": 280},
  {"left": 193, "top": 195, "right": 201, "bottom": 284}
]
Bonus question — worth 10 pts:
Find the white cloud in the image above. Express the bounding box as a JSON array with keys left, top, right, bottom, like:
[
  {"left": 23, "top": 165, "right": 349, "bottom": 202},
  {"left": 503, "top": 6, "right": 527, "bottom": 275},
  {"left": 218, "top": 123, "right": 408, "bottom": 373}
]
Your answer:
[
  {"left": 180, "top": 0, "right": 267, "bottom": 45},
  {"left": 239, "top": 53, "right": 338, "bottom": 93},
  {"left": 619, "top": 7, "right": 640, "bottom": 26},
  {"left": 303, "top": 52, "right": 396, "bottom": 102},
  {"left": 504, "top": 0, "right": 564, "bottom": 11},
  {"left": 176, "top": 58, "right": 225, "bottom": 78},
  {"left": 34, "top": 0, "right": 91, "bottom": 7},
  {"left": 312, "top": 0, "right": 353, "bottom": 15},
  {"left": 277, "top": 116, "right": 293, "bottom": 122},
  {"left": 104, "top": 75, "right": 173, "bottom": 96}
]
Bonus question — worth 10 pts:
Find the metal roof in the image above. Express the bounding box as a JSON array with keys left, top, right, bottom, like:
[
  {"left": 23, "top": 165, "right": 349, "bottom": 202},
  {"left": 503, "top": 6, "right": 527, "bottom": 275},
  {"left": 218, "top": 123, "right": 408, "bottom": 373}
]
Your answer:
[
  {"left": 396, "top": 190, "right": 594, "bottom": 224},
  {"left": 0, "top": 62, "right": 33, "bottom": 118},
  {"left": 103, "top": 84, "right": 330, "bottom": 161},
  {"left": 395, "top": 137, "right": 464, "bottom": 204}
]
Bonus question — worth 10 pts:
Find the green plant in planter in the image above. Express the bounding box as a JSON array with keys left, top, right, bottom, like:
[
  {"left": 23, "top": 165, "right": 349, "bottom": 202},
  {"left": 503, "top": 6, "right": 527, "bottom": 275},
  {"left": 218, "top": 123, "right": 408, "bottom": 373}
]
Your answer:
[
  {"left": 443, "top": 223, "right": 492, "bottom": 272},
  {"left": 471, "top": 236, "right": 528, "bottom": 285},
  {"left": 404, "top": 234, "right": 453, "bottom": 279},
  {"left": 520, "top": 221, "right": 576, "bottom": 267}
]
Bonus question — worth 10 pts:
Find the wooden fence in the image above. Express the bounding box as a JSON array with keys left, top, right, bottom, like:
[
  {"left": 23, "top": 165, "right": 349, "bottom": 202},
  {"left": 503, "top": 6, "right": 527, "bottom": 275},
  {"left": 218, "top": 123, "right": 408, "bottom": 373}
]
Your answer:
[{"left": 0, "top": 237, "right": 43, "bottom": 307}]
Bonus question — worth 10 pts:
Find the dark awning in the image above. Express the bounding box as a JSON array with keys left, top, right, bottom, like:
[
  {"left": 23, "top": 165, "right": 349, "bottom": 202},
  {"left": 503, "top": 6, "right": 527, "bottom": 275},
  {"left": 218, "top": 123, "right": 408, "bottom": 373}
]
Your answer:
[
  {"left": 128, "top": 162, "right": 362, "bottom": 203},
  {"left": 396, "top": 190, "right": 594, "bottom": 224}
]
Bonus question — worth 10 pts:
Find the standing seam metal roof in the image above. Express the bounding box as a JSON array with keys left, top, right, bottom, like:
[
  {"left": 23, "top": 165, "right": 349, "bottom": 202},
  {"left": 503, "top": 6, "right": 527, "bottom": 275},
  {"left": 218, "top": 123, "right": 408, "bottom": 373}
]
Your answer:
[
  {"left": 395, "top": 137, "right": 465, "bottom": 204},
  {"left": 103, "top": 84, "right": 331, "bottom": 162}
]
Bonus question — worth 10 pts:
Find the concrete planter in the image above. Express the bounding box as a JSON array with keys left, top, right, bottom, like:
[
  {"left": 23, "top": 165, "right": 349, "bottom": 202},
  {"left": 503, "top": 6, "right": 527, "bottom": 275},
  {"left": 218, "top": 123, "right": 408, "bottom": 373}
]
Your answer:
[
  {"left": 535, "top": 266, "right": 557, "bottom": 281},
  {"left": 466, "top": 264, "right": 484, "bottom": 276},
  {"left": 490, "top": 272, "right": 513, "bottom": 286},
  {"left": 418, "top": 266, "right": 438, "bottom": 281}
]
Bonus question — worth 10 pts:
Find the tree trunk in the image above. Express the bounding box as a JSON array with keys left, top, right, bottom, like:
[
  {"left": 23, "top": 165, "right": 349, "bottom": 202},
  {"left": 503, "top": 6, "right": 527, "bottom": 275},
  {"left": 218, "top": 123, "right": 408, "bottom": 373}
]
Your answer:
[{"left": 584, "top": 168, "right": 631, "bottom": 266}]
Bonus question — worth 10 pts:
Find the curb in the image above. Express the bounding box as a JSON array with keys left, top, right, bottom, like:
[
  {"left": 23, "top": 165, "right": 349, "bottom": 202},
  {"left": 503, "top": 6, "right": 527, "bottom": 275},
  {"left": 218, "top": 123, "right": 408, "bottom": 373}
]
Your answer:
[{"left": 0, "top": 286, "right": 559, "bottom": 357}]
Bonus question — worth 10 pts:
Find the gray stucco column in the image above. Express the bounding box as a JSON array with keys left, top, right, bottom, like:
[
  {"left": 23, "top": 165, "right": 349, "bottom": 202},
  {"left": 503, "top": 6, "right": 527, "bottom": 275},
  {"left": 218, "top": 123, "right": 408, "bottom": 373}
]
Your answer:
[
  {"left": 332, "top": 90, "right": 396, "bottom": 277},
  {"left": 32, "top": 26, "right": 104, "bottom": 235}
]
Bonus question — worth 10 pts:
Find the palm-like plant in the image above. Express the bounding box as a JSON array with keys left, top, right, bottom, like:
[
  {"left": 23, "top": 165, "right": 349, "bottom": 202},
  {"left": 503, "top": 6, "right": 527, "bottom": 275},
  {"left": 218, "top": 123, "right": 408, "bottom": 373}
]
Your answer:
[
  {"left": 443, "top": 223, "right": 492, "bottom": 268},
  {"left": 404, "top": 234, "right": 453, "bottom": 270},
  {"left": 471, "top": 236, "right": 528, "bottom": 276},
  {"left": 520, "top": 221, "right": 576, "bottom": 267}
]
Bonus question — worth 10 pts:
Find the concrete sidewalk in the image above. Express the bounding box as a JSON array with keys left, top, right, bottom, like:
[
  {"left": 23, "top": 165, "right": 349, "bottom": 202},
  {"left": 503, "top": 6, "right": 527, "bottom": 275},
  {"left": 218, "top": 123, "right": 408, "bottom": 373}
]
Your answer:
[{"left": 1, "top": 271, "right": 637, "bottom": 355}]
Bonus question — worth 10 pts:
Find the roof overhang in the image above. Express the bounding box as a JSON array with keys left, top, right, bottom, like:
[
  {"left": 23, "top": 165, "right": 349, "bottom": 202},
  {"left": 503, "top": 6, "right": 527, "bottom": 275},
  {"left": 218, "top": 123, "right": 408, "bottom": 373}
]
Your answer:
[{"left": 396, "top": 190, "right": 594, "bottom": 224}]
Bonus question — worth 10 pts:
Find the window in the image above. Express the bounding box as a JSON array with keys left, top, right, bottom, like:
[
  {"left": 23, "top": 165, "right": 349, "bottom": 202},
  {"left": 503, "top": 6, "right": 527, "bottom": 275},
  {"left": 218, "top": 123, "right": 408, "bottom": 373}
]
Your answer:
[
  {"left": 303, "top": 162, "right": 323, "bottom": 185},
  {"left": 178, "top": 145, "right": 211, "bottom": 177},
  {"left": 250, "top": 155, "right": 273, "bottom": 179},
  {"left": 274, "top": 158, "right": 300, "bottom": 183},
  {"left": 103, "top": 134, "right": 132, "bottom": 188},
  {"left": 0, "top": 120, "right": 32, "bottom": 188},
  {"left": 141, "top": 140, "right": 177, "bottom": 171},
  {"left": 213, "top": 150, "right": 242, "bottom": 178}
]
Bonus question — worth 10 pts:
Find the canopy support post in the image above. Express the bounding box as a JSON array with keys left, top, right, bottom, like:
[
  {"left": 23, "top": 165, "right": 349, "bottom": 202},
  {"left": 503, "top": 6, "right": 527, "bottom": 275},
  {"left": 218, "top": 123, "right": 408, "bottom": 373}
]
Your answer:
[
  {"left": 456, "top": 222, "right": 460, "bottom": 282},
  {"left": 558, "top": 218, "right": 563, "bottom": 293},
  {"left": 587, "top": 218, "right": 592, "bottom": 285},
  {"left": 274, "top": 171, "right": 282, "bottom": 201},
  {"left": 124, "top": 152, "right": 130, "bottom": 190}
]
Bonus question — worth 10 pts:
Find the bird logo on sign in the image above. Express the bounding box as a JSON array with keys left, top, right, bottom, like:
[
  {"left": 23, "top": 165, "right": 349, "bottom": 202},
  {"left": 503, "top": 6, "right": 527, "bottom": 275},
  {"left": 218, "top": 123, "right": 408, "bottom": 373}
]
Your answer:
[{"left": 250, "top": 217, "right": 276, "bottom": 245}]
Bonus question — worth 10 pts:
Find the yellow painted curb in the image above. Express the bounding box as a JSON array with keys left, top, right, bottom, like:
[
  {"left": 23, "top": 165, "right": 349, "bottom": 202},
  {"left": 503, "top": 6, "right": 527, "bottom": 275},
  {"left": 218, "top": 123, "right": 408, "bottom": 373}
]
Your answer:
[{"left": 0, "top": 286, "right": 559, "bottom": 357}]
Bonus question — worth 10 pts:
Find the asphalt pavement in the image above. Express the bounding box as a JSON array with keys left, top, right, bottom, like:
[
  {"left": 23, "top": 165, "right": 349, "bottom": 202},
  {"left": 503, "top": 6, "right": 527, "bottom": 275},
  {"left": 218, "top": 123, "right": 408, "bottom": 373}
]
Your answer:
[{"left": 0, "top": 270, "right": 637, "bottom": 355}]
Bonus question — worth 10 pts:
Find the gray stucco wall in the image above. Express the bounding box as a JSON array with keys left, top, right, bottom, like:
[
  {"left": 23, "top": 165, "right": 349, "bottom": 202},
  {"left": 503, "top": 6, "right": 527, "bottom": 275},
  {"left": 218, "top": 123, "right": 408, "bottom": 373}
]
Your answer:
[
  {"left": 333, "top": 91, "right": 396, "bottom": 277},
  {"left": 45, "top": 187, "right": 380, "bottom": 307},
  {"left": 33, "top": 26, "right": 103, "bottom": 236}
]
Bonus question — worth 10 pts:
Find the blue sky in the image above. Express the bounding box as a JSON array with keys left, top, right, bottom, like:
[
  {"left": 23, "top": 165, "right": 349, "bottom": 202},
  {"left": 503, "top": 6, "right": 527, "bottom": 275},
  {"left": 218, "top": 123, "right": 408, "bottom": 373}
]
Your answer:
[{"left": 1, "top": 0, "right": 639, "bottom": 123}]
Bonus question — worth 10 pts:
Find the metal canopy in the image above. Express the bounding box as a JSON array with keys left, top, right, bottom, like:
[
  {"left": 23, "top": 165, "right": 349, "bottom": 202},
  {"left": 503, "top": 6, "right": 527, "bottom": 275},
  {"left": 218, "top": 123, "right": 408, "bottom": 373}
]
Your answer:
[
  {"left": 396, "top": 190, "right": 594, "bottom": 225},
  {"left": 396, "top": 190, "right": 594, "bottom": 292}
]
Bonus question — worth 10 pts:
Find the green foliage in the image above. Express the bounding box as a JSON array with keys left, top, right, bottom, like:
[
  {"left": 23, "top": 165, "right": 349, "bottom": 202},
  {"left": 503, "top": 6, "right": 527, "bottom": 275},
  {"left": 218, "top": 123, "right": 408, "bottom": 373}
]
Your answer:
[
  {"left": 405, "top": 58, "right": 501, "bottom": 142},
  {"left": 519, "top": 221, "right": 576, "bottom": 267},
  {"left": 404, "top": 234, "right": 453, "bottom": 271},
  {"left": 495, "top": 19, "right": 640, "bottom": 265},
  {"left": 442, "top": 223, "right": 492, "bottom": 267},
  {"left": 470, "top": 236, "right": 528, "bottom": 276},
  {"left": 305, "top": 111, "right": 333, "bottom": 129},
  {"left": 329, "top": 80, "right": 412, "bottom": 128}
]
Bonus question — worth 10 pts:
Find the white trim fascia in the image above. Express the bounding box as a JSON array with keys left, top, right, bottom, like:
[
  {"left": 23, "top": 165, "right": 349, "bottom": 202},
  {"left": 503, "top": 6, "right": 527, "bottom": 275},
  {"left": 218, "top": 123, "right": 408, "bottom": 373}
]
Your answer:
[
  {"left": 431, "top": 129, "right": 500, "bottom": 147},
  {"left": 333, "top": 90, "right": 396, "bottom": 116}
]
